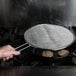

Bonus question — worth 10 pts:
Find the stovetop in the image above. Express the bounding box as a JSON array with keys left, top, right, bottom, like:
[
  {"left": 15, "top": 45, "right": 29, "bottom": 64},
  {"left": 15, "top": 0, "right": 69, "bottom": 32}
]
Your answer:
[{"left": 0, "top": 27, "right": 76, "bottom": 67}]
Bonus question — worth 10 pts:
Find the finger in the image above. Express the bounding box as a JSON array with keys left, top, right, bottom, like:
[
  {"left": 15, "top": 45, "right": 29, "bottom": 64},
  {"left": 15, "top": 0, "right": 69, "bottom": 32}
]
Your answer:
[
  {"left": 3, "top": 55, "right": 13, "bottom": 61},
  {"left": 3, "top": 57, "right": 7, "bottom": 61},
  {"left": 12, "top": 51, "right": 20, "bottom": 55},
  {"left": 6, "top": 56, "right": 10, "bottom": 60},
  {"left": 9, "top": 55, "right": 13, "bottom": 58}
]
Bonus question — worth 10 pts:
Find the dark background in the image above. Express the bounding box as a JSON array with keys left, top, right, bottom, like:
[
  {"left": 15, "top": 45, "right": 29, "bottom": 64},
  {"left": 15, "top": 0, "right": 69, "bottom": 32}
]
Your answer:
[{"left": 0, "top": 0, "right": 76, "bottom": 66}]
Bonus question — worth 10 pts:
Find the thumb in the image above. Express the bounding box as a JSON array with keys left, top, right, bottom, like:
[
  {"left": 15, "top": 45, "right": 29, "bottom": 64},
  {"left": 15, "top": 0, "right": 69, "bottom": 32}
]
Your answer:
[{"left": 13, "top": 51, "right": 20, "bottom": 55}]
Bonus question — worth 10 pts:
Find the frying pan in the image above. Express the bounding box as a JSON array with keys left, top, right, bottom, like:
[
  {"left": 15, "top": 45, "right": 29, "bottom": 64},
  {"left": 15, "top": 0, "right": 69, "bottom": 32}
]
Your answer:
[{"left": 13, "top": 24, "right": 75, "bottom": 59}]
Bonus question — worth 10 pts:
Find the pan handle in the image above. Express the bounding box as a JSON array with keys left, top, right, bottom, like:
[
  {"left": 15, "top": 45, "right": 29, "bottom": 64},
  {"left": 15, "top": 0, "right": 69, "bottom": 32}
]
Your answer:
[{"left": 15, "top": 43, "right": 31, "bottom": 52}]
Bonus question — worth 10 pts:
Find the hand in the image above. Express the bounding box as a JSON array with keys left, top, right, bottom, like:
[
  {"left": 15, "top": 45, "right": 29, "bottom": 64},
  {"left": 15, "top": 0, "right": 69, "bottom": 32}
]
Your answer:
[{"left": 0, "top": 45, "right": 20, "bottom": 61}]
